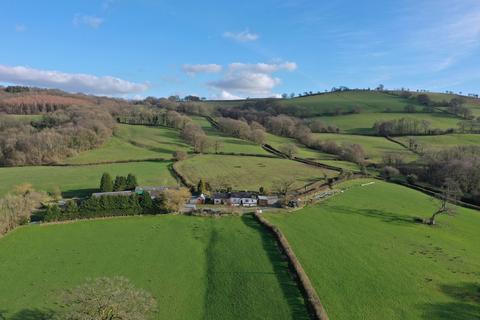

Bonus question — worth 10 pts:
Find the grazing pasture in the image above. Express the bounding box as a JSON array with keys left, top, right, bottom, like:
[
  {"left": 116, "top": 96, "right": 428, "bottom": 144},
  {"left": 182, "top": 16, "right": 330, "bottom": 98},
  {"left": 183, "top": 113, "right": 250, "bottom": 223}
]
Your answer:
[
  {"left": 264, "top": 179, "right": 480, "bottom": 320},
  {"left": 281, "top": 91, "right": 421, "bottom": 114},
  {"left": 65, "top": 124, "right": 191, "bottom": 164},
  {"left": 0, "top": 215, "right": 308, "bottom": 320},
  {"left": 396, "top": 134, "right": 480, "bottom": 152},
  {"left": 315, "top": 112, "right": 461, "bottom": 134},
  {"left": 0, "top": 161, "right": 177, "bottom": 197},
  {"left": 312, "top": 133, "right": 417, "bottom": 162},
  {"left": 175, "top": 154, "right": 337, "bottom": 191},
  {"left": 190, "top": 116, "right": 270, "bottom": 155}
]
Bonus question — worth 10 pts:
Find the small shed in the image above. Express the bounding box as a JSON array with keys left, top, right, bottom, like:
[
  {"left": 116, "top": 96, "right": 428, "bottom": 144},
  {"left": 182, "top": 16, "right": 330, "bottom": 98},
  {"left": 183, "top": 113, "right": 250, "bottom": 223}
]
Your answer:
[{"left": 257, "top": 195, "right": 280, "bottom": 207}]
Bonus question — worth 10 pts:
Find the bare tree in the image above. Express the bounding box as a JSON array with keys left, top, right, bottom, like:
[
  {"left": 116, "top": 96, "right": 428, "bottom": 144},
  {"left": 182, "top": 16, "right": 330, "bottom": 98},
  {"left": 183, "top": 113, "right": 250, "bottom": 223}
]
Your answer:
[
  {"left": 278, "top": 143, "right": 298, "bottom": 159},
  {"left": 427, "top": 178, "right": 461, "bottom": 225},
  {"left": 273, "top": 177, "right": 296, "bottom": 197},
  {"left": 58, "top": 276, "right": 157, "bottom": 320}
]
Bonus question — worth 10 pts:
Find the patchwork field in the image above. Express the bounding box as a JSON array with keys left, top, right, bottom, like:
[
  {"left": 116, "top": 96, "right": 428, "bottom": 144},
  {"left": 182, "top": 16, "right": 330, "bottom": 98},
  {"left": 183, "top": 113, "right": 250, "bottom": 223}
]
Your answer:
[
  {"left": 191, "top": 116, "right": 270, "bottom": 155},
  {"left": 264, "top": 179, "right": 480, "bottom": 320},
  {"left": 0, "top": 161, "right": 177, "bottom": 197},
  {"left": 0, "top": 215, "right": 309, "bottom": 319},
  {"left": 312, "top": 133, "right": 417, "bottom": 162},
  {"left": 175, "top": 154, "right": 337, "bottom": 191},
  {"left": 396, "top": 134, "right": 480, "bottom": 152},
  {"left": 65, "top": 124, "right": 191, "bottom": 164},
  {"left": 281, "top": 91, "right": 422, "bottom": 114},
  {"left": 315, "top": 112, "right": 461, "bottom": 134}
]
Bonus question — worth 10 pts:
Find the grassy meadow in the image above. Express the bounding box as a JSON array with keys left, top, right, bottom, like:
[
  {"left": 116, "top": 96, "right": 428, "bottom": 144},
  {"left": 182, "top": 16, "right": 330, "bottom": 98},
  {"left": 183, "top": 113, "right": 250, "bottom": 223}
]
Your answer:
[
  {"left": 0, "top": 215, "right": 309, "bottom": 319},
  {"left": 396, "top": 134, "right": 480, "bottom": 152},
  {"left": 65, "top": 124, "right": 191, "bottom": 164},
  {"left": 175, "top": 154, "right": 337, "bottom": 191},
  {"left": 190, "top": 116, "right": 270, "bottom": 155},
  {"left": 281, "top": 91, "right": 422, "bottom": 114},
  {"left": 312, "top": 133, "right": 417, "bottom": 163},
  {"left": 315, "top": 112, "right": 461, "bottom": 134},
  {"left": 264, "top": 179, "right": 480, "bottom": 320},
  {"left": 0, "top": 161, "right": 177, "bottom": 197}
]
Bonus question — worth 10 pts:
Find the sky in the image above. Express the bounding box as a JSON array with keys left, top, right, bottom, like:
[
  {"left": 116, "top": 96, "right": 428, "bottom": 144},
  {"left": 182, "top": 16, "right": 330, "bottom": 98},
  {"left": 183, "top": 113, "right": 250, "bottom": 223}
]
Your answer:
[{"left": 1, "top": 0, "right": 480, "bottom": 99}]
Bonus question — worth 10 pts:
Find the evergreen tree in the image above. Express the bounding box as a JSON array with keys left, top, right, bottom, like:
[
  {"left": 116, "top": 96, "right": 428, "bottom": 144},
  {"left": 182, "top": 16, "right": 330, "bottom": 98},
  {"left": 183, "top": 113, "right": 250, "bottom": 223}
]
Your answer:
[
  {"left": 44, "top": 205, "right": 62, "bottom": 222},
  {"left": 140, "top": 192, "right": 154, "bottom": 214},
  {"left": 113, "top": 176, "right": 127, "bottom": 191},
  {"left": 197, "top": 179, "right": 206, "bottom": 194},
  {"left": 100, "top": 173, "right": 113, "bottom": 192},
  {"left": 126, "top": 173, "right": 138, "bottom": 190}
]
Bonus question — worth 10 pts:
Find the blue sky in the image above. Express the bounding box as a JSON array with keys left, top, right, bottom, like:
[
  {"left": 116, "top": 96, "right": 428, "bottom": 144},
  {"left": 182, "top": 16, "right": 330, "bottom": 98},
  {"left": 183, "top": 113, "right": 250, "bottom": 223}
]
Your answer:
[{"left": 1, "top": 0, "right": 479, "bottom": 99}]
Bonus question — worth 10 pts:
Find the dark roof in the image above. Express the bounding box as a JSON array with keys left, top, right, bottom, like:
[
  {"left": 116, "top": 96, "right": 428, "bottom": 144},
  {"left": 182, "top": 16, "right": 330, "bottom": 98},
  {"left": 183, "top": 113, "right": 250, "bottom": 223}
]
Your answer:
[
  {"left": 212, "top": 193, "right": 229, "bottom": 199},
  {"left": 230, "top": 192, "right": 256, "bottom": 198}
]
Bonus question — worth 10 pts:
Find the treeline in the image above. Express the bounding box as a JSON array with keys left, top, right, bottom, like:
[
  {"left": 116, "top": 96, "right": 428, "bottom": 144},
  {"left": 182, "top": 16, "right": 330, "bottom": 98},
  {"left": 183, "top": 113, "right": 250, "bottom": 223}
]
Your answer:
[
  {"left": 421, "top": 146, "right": 480, "bottom": 202},
  {"left": 396, "top": 92, "right": 474, "bottom": 119},
  {"left": 99, "top": 173, "right": 138, "bottom": 192},
  {"left": 218, "top": 98, "right": 361, "bottom": 119},
  {"left": 44, "top": 188, "right": 191, "bottom": 222},
  {"left": 217, "top": 117, "right": 266, "bottom": 144},
  {"left": 216, "top": 113, "right": 365, "bottom": 164},
  {"left": 373, "top": 117, "right": 442, "bottom": 136},
  {"left": 457, "top": 117, "right": 480, "bottom": 133},
  {"left": 0, "top": 106, "right": 115, "bottom": 166}
]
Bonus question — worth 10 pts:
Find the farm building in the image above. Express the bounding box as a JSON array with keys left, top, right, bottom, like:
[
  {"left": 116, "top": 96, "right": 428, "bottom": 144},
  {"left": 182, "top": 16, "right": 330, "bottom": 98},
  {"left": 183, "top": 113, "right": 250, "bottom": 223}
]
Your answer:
[
  {"left": 135, "top": 186, "right": 176, "bottom": 198},
  {"left": 257, "top": 195, "right": 280, "bottom": 207},
  {"left": 189, "top": 194, "right": 206, "bottom": 204},
  {"left": 212, "top": 193, "right": 229, "bottom": 205},
  {"left": 228, "top": 192, "right": 258, "bottom": 207},
  {"left": 92, "top": 191, "right": 133, "bottom": 197}
]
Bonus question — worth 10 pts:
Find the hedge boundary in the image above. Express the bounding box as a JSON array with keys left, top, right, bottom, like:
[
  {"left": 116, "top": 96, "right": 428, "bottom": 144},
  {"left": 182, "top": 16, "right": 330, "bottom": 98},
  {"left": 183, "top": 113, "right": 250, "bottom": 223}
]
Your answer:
[{"left": 254, "top": 212, "right": 329, "bottom": 320}]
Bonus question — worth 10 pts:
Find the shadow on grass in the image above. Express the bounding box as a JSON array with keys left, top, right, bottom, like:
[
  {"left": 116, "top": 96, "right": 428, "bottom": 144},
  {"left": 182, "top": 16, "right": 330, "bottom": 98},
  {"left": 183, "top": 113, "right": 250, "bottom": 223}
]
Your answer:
[
  {"left": 0, "top": 309, "right": 56, "bottom": 320},
  {"left": 330, "top": 205, "right": 416, "bottom": 225},
  {"left": 240, "top": 214, "right": 311, "bottom": 320},
  {"left": 422, "top": 282, "right": 480, "bottom": 319}
]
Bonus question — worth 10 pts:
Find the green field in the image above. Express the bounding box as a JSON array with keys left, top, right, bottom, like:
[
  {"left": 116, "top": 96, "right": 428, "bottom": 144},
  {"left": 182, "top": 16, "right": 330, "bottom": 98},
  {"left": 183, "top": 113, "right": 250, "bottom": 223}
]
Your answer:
[
  {"left": 312, "top": 133, "right": 417, "bottom": 162},
  {"left": 281, "top": 91, "right": 422, "bottom": 114},
  {"left": 264, "top": 179, "right": 480, "bottom": 320},
  {"left": 0, "top": 215, "right": 309, "bottom": 319},
  {"left": 396, "top": 134, "right": 480, "bottom": 152},
  {"left": 191, "top": 116, "right": 270, "bottom": 155},
  {"left": 65, "top": 124, "right": 191, "bottom": 164},
  {"left": 0, "top": 161, "right": 177, "bottom": 197},
  {"left": 0, "top": 114, "right": 43, "bottom": 122},
  {"left": 315, "top": 112, "right": 461, "bottom": 134},
  {"left": 175, "top": 154, "right": 337, "bottom": 191}
]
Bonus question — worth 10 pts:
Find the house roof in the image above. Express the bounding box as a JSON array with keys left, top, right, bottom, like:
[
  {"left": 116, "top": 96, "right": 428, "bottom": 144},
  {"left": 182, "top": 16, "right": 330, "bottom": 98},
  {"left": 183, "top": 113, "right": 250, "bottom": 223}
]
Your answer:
[
  {"left": 212, "top": 192, "right": 229, "bottom": 199},
  {"left": 92, "top": 191, "right": 133, "bottom": 197},
  {"left": 135, "top": 186, "right": 170, "bottom": 192},
  {"left": 258, "top": 195, "right": 279, "bottom": 200},
  {"left": 230, "top": 192, "right": 256, "bottom": 198}
]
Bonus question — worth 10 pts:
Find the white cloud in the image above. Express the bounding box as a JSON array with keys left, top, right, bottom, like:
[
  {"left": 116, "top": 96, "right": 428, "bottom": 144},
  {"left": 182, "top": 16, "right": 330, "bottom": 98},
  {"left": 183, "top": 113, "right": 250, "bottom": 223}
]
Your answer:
[
  {"left": 207, "top": 61, "right": 297, "bottom": 99},
  {"left": 223, "top": 29, "right": 259, "bottom": 42},
  {"left": 212, "top": 90, "right": 243, "bottom": 100},
  {"left": 73, "top": 14, "right": 104, "bottom": 28},
  {"left": 182, "top": 64, "right": 222, "bottom": 75},
  {"left": 229, "top": 62, "right": 297, "bottom": 73},
  {"left": 0, "top": 65, "right": 149, "bottom": 95},
  {"left": 15, "top": 24, "right": 27, "bottom": 32}
]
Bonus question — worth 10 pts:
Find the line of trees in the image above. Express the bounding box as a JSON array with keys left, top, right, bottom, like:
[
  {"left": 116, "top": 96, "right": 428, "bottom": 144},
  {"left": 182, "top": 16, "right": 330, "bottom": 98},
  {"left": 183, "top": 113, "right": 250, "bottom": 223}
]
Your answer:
[
  {"left": 0, "top": 106, "right": 115, "bottom": 166},
  {"left": 44, "top": 187, "right": 192, "bottom": 222},
  {"left": 216, "top": 117, "right": 267, "bottom": 144},
  {"left": 373, "top": 118, "right": 434, "bottom": 136}
]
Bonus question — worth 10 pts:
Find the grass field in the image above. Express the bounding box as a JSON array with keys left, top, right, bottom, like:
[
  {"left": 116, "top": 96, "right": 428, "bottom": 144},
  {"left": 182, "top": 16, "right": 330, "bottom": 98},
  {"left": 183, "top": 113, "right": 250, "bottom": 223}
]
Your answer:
[
  {"left": 312, "top": 133, "right": 417, "bottom": 162},
  {"left": 0, "top": 215, "right": 309, "bottom": 319},
  {"left": 315, "top": 112, "right": 461, "bottom": 134},
  {"left": 175, "top": 154, "right": 337, "bottom": 191},
  {"left": 191, "top": 116, "right": 270, "bottom": 155},
  {"left": 0, "top": 161, "right": 177, "bottom": 197},
  {"left": 264, "top": 179, "right": 480, "bottom": 320},
  {"left": 0, "top": 114, "right": 43, "bottom": 122},
  {"left": 281, "top": 91, "right": 422, "bottom": 114},
  {"left": 396, "top": 134, "right": 480, "bottom": 152},
  {"left": 65, "top": 124, "right": 191, "bottom": 164}
]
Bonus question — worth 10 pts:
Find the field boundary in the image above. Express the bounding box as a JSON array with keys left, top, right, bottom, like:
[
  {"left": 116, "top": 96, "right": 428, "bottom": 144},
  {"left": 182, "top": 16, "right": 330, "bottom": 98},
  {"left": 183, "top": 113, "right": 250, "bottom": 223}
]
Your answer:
[{"left": 254, "top": 212, "right": 329, "bottom": 320}]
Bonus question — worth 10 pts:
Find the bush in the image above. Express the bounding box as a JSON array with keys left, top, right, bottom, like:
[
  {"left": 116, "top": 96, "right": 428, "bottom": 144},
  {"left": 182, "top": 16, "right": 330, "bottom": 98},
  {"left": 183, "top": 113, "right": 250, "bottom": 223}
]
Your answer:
[
  {"left": 381, "top": 166, "right": 400, "bottom": 180},
  {"left": 406, "top": 174, "right": 418, "bottom": 184}
]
